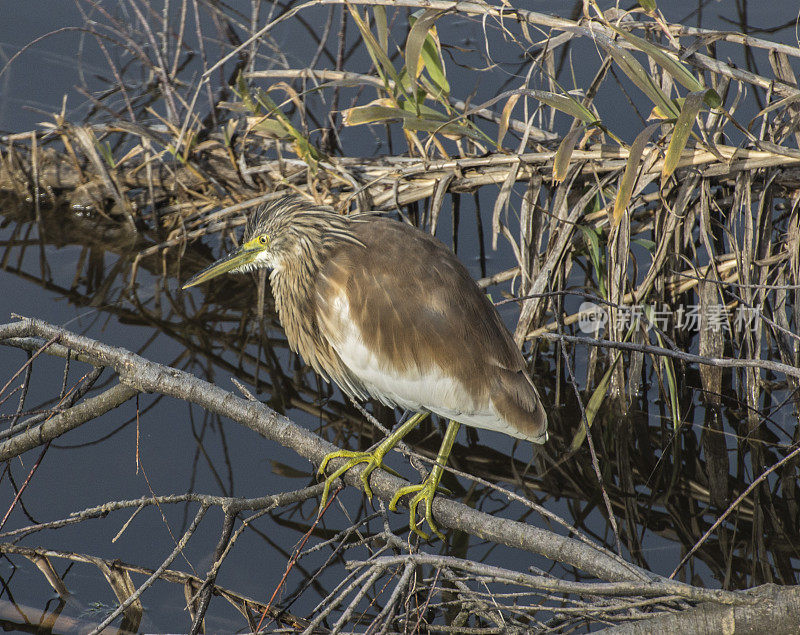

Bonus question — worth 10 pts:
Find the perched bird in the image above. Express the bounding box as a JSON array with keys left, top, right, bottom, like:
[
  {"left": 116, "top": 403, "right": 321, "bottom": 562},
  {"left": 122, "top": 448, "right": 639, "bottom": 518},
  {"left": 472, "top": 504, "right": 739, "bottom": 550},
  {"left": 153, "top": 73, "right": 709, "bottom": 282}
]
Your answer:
[{"left": 183, "top": 196, "right": 547, "bottom": 539}]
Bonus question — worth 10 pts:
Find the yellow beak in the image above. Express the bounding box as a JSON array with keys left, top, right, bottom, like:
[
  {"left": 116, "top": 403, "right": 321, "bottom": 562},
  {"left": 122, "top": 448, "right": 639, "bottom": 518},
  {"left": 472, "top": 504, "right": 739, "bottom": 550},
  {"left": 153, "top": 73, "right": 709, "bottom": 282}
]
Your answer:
[{"left": 182, "top": 245, "right": 261, "bottom": 289}]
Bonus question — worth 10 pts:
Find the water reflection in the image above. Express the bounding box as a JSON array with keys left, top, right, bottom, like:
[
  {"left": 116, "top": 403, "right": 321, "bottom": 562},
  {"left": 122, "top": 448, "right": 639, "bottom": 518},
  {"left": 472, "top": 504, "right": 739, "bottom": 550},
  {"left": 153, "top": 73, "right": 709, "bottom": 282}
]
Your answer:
[{"left": 2, "top": 194, "right": 798, "bottom": 624}]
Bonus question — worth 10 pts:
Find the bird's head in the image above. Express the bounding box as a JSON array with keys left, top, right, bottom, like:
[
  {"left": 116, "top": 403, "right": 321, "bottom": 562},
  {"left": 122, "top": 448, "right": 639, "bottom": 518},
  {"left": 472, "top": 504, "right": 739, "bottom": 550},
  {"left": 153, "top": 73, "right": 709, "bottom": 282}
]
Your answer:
[{"left": 182, "top": 196, "right": 321, "bottom": 289}]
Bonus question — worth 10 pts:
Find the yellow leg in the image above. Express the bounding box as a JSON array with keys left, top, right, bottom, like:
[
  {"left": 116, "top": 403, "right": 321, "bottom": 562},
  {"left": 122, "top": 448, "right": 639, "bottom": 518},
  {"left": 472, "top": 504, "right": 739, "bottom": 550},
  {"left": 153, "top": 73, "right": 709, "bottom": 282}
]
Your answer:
[
  {"left": 389, "top": 419, "right": 460, "bottom": 541},
  {"left": 318, "top": 412, "right": 428, "bottom": 510}
]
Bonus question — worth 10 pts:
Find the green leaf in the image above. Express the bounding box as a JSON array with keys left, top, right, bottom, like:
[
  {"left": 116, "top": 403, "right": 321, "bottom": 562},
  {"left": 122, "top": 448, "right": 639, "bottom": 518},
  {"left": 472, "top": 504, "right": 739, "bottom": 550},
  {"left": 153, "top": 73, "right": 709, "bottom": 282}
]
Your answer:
[
  {"left": 401, "top": 115, "right": 483, "bottom": 139},
  {"left": 373, "top": 6, "right": 388, "bottom": 54},
  {"left": 420, "top": 30, "right": 450, "bottom": 98},
  {"left": 396, "top": 99, "right": 449, "bottom": 120},
  {"left": 249, "top": 117, "right": 291, "bottom": 139},
  {"left": 344, "top": 101, "right": 449, "bottom": 125},
  {"left": 235, "top": 73, "right": 260, "bottom": 115},
  {"left": 406, "top": 9, "right": 442, "bottom": 82},
  {"left": 342, "top": 103, "right": 482, "bottom": 140},
  {"left": 632, "top": 237, "right": 656, "bottom": 251},
  {"left": 595, "top": 36, "right": 679, "bottom": 119},
  {"left": 348, "top": 6, "right": 404, "bottom": 97},
  {"left": 528, "top": 89, "right": 598, "bottom": 125},
  {"left": 343, "top": 104, "right": 407, "bottom": 125},
  {"left": 649, "top": 97, "right": 684, "bottom": 120},
  {"left": 608, "top": 26, "right": 722, "bottom": 109},
  {"left": 223, "top": 119, "right": 237, "bottom": 145},
  {"left": 700, "top": 88, "right": 722, "bottom": 110},
  {"left": 254, "top": 90, "right": 320, "bottom": 167},
  {"left": 98, "top": 141, "right": 116, "bottom": 169},
  {"left": 579, "top": 225, "right": 607, "bottom": 298},
  {"left": 570, "top": 350, "right": 621, "bottom": 452},
  {"left": 612, "top": 122, "right": 661, "bottom": 226},
  {"left": 662, "top": 89, "right": 706, "bottom": 180},
  {"left": 645, "top": 305, "right": 681, "bottom": 431}
]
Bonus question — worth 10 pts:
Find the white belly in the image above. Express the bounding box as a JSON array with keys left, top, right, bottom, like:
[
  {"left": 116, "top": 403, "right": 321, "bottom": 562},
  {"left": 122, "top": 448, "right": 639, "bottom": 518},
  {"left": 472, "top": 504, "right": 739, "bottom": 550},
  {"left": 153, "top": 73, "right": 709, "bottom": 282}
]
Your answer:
[{"left": 324, "top": 293, "right": 518, "bottom": 436}]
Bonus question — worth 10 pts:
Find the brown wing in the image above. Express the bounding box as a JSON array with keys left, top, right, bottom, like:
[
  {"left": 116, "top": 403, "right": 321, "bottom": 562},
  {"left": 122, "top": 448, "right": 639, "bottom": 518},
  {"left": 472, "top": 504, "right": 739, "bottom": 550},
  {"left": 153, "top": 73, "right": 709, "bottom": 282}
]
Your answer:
[{"left": 316, "top": 216, "right": 547, "bottom": 441}]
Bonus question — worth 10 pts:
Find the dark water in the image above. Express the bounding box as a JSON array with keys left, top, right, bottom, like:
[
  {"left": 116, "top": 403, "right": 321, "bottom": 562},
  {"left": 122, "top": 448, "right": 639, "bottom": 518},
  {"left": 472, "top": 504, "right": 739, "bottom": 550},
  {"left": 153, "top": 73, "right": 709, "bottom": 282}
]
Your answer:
[{"left": 2, "top": 1, "right": 800, "bottom": 631}]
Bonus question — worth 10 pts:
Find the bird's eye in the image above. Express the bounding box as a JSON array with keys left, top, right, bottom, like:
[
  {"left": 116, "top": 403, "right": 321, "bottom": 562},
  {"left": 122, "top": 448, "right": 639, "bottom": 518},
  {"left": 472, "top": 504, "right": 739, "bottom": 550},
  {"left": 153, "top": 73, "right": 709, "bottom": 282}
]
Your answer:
[{"left": 258, "top": 235, "right": 268, "bottom": 245}]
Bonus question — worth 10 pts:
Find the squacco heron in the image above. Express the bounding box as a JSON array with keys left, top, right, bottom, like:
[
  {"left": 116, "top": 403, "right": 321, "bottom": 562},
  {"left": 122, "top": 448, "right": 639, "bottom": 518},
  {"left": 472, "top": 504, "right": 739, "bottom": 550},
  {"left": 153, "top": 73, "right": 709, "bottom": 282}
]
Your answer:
[{"left": 183, "top": 196, "right": 547, "bottom": 540}]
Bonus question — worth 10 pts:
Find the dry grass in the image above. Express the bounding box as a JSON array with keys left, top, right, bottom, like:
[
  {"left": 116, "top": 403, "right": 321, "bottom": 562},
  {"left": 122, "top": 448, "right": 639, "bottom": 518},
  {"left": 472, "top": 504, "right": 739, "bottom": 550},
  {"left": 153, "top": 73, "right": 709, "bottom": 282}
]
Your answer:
[{"left": 1, "top": 0, "right": 800, "bottom": 631}]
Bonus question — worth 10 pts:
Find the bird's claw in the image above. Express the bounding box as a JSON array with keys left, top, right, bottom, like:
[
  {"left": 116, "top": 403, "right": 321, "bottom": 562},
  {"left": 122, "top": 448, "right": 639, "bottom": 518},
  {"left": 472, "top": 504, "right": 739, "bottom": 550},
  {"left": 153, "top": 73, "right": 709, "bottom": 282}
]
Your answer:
[
  {"left": 317, "top": 449, "right": 400, "bottom": 510},
  {"left": 388, "top": 477, "right": 446, "bottom": 541}
]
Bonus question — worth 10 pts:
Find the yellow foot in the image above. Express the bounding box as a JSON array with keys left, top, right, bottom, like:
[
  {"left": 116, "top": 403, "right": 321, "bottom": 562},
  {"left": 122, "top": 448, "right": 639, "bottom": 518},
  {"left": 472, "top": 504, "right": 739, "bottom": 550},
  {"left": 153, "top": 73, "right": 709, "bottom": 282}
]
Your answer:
[
  {"left": 388, "top": 477, "right": 445, "bottom": 541},
  {"left": 317, "top": 449, "right": 401, "bottom": 510}
]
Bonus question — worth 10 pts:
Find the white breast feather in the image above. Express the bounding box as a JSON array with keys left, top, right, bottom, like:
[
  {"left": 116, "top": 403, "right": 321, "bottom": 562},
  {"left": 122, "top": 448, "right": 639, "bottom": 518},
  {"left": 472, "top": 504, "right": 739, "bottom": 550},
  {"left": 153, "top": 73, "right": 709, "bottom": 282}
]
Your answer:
[{"left": 326, "top": 293, "right": 518, "bottom": 436}]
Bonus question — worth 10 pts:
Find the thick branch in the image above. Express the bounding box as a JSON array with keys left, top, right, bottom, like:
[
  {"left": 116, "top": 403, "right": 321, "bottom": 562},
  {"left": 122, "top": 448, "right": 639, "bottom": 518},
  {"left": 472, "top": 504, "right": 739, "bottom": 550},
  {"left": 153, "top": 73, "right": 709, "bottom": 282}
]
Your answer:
[
  {"left": 0, "top": 318, "right": 680, "bottom": 585},
  {"left": 602, "top": 584, "right": 800, "bottom": 634},
  {"left": 0, "top": 382, "right": 138, "bottom": 461}
]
